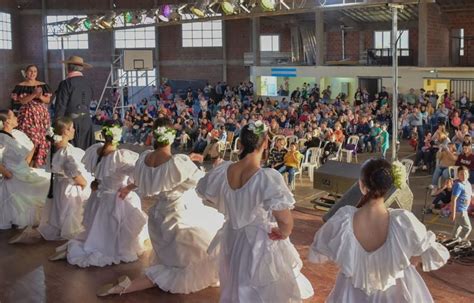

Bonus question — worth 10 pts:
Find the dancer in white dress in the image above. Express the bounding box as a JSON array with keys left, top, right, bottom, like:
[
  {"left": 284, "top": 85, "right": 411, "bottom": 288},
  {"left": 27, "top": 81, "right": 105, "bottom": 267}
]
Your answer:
[
  {"left": 49, "top": 124, "right": 148, "bottom": 267},
  {"left": 309, "top": 159, "right": 450, "bottom": 303},
  {"left": 196, "top": 121, "right": 314, "bottom": 303},
  {"left": 97, "top": 117, "right": 224, "bottom": 297},
  {"left": 10, "top": 117, "right": 93, "bottom": 243},
  {"left": 0, "top": 110, "right": 50, "bottom": 230}
]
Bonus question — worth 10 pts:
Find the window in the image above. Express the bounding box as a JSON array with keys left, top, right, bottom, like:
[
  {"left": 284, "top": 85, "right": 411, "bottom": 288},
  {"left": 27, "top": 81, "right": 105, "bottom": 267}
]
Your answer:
[
  {"left": 114, "top": 15, "right": 155, "bottom": 49},
  {"left": 260, "top": 35, "right": 279, "bottom": 52},
  {"left": 118, "top": 69, "right": 156, "bottom": 87},
  {"left": 0, "top": 12, "right": 12, "bottom": 49},
  {"left": 47, "top": 15, "right": 88, "bottom": 49},
  {"left": 181, "top": 15, "right": 222, "bottom": 47},
  {"left": 460, "top": 28, "right": 464, "bottom": 56},
  {"left": 374, "top": 30, "right": 409, "bottom": 56}
]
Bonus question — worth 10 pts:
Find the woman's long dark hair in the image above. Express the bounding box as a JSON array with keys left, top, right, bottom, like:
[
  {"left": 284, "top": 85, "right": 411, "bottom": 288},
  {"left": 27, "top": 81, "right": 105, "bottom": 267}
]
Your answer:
[
  {"left": 91, "top": 122, "right": 118, "bottom": 190},
  {"left": 357, "top": 159, "right": 393, "bottom": 208},
  {"left": 238, "top": 124, "right": 267, "bottom": 160}
]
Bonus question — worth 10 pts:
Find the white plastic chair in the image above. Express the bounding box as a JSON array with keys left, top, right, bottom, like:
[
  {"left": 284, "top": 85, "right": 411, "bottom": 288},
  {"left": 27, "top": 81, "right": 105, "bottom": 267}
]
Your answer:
[
  {"left": 290, "top": 157, "right": 304, "bottom": 191},
  {"left": 302, "top": 147, "right": 322, "bottom": 182},
  {"left": 329, "top": 143, "right": 343, "bottom": 161},
  {"left": 286, "top": 135, "right": 299, "bottom": 147},
  {"left": 222, "top": 131, "right": 234, "bottom": 160},
  {"left": 340, "top": 135, "right": 360, "bottom": 163},
  {"left": 229, "top": 137, "right": 240, "bottom": 161}
]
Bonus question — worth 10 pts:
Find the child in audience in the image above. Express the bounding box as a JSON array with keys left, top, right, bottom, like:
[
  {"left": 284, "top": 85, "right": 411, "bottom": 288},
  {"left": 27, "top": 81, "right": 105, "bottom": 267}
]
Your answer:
[{"left": 278, "top": 142, "right": 303, "bottom": 188}]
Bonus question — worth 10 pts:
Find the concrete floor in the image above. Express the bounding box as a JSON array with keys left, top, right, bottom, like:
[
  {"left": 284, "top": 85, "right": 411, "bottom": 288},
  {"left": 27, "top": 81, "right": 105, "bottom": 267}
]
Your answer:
[{"left": 0, "top": 142, "right": 473, "bottom": 302}]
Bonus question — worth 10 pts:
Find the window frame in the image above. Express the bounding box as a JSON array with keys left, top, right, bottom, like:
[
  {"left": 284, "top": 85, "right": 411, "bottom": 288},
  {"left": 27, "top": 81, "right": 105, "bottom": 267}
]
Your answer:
[
  {"left": 0, "top": 12, "right": 12, "bottom": 50},
  {"left": 260, "top": 35, "right": 280, "bottom": 52},
  {"left": 46, "top": 15, "right": 89, "bottom": 50},
  {"left": 117, "top": 68, "right": 156, "bottom": 87},
  {"left": 460, "top": 28, "right": 464, "bottom": 57},
  {"left": 373, "top": 30, "right": 410, "bottom": 57},
  {"left": 114, "top": 16, "right": 156, "bottom": 49},
  {"left": 181, "top": 15, "right": 223, "bottom": 48}
]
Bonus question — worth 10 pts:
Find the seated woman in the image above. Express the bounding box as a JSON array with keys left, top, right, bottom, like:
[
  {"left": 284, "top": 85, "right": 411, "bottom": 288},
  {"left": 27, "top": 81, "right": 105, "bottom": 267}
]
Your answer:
[
  {"left": 49, "top": 124, "right": 148, "bottom": 267},
  {"left": 426, "top": 178, "right": 453, "bottom": 214},
  {"left": 9, "top": 117, "right": 93, "bottom": 243},
  {"left": 96, "top": 118, "right": 224, "bottom": 296},
  {"left": 0, "top": 110, "right": 50, "bottom": 230},
  {"left": 309, "top": 159, "right": 449, "bottom": 302}
]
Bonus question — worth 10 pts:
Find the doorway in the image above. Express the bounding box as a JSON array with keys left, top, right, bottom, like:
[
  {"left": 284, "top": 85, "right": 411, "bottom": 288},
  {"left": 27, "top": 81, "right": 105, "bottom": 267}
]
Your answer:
[{"left": 358, "top": 77, "right": 381, "bottom": 102}]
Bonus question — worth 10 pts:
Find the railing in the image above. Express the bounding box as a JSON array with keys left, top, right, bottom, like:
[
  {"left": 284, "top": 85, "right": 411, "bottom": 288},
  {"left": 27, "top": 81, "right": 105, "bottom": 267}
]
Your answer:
[{"left": 366, "top": 48, "right": 415, "bottom": 66}]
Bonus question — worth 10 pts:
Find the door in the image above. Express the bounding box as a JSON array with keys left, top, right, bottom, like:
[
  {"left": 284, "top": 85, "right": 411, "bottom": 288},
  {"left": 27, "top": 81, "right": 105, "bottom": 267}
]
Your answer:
[{"left": 359, "top": 77, "right": 380, "bottom": 102}]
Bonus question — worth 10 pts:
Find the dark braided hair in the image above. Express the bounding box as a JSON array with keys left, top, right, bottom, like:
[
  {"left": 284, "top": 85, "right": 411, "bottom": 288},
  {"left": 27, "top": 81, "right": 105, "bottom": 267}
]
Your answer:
[
  {"left": 357, "top": 158, "right": 393, "bottom": 208},
  {"left": 239, "top": 124, "right": 267, "bottom": 160},
  {"left": 91, "top": 121, "right": 118, "bottom": 191}
]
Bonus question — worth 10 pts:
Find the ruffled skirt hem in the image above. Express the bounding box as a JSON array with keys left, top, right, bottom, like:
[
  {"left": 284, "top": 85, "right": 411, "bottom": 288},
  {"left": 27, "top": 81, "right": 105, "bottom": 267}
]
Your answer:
[{"left": 145, "top": 256, "right": 220, "bottom": 294}]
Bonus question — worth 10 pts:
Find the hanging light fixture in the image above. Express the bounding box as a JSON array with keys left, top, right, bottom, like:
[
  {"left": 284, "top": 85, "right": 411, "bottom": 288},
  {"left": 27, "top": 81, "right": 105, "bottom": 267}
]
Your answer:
[
  {"left": 190, "top": 0, "right": 210, "bottom": 18},
  {"left": 123, "top": 11, "right": 133, "bottom": 23},
  {"left": 260, "top": 0, "right": 276, "bottom": 11},
  {"left": 83, "top": 15, "right": 101, "bottom": 30},
  {"left": 158, "top": 5, "right": 172, "bottom": 22},
  {"left": 99, "top": 11, "right": 116, "bottom": 29},
  {"left": 65, "top": 17, "right": 82, "bottom": 32},
  {"left": 130, "top": 11, "right": 143, "bottom": 25},
  {"left": 221, "top": 0, "right": 236, "bottom": 15}
]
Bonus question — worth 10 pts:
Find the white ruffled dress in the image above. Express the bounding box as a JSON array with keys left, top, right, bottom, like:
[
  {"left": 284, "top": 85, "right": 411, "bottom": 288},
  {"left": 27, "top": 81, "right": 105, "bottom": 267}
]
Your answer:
[
  {"left": 196, "top": 162, "right": 314, "bottom": 303},
  {"left": 38, "top": 144, "right": 93, "bottom": 240},
  {"left": 309, "top": 206, "right": 450, "bottom": 303},
  {"left": 0, "top": 130, "right": 50, "bottom": 229},
  {"left": 66, "top": 143, "right": 148, "bottom": 268},
  {"left": 134, "top": 152, "right": 224, "bottom": 294}
]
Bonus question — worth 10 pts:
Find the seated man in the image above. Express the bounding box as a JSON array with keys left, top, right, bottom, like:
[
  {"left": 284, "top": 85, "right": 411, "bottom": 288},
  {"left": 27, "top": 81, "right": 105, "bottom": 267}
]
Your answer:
[
  {"left": 321, "top": 134, "right": 339, "bottom": 165},
  {"left": 267, "top": 138, "right": 287, "bottom": 170}
]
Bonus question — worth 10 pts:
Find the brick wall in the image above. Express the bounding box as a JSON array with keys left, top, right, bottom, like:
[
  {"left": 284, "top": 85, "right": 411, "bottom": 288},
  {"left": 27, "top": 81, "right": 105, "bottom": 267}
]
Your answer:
[
  {"left": 326, "top": 30, "right": 360, "bottom": 62},
  {"left": 446, "top": 11, "right": 474, "bottom": 66},
  {"left": 426, "top": 4, "right": 449, "bottom": 67}
]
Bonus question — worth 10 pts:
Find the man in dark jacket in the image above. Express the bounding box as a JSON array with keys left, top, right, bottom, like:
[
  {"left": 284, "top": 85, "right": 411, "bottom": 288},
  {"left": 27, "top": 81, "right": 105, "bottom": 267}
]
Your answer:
[{"left": 55, "top": 56, "right": 95, "bottom": 150}]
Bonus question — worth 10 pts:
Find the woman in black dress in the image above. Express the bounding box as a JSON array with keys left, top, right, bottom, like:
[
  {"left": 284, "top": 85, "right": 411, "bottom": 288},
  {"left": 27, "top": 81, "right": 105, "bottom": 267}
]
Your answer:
[{"left": 11, "top": 65, "right": 52, "bottom": 167}]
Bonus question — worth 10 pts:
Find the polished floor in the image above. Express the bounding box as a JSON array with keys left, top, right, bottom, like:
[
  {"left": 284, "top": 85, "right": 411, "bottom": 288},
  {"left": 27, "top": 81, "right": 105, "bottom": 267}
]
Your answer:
[
  {"left": 1, "top": 144, "right": 474, "bottom": 302},
  {"left": 1, "top": 209, "right": 473, "bottom": 303}
]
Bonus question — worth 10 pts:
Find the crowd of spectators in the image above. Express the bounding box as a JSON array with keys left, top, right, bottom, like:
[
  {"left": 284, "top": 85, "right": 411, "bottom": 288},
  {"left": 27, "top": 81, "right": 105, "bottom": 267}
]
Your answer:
[{"left": 90, "top": 80, "right": 473, "bottom": 216}]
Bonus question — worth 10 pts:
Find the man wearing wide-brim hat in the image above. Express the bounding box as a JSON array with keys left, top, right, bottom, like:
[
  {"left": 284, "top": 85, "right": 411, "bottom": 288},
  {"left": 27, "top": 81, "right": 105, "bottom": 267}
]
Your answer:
[{"left": 54, "top": 55, "right": 95, "bottom": 150}]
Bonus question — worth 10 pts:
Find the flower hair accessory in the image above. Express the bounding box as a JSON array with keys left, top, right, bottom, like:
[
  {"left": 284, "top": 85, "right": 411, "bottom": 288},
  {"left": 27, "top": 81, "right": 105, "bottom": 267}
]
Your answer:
[
  {"left": 391, "top": 160, "right": 406, "bottom": 189},
  {"left": 46, "top": 126, "right": 62, "bottom": 142},
  {"left": 248, "top": 120, "right": 268, "bottom": 136},
  {"left": 153, "top": 126, "right": 176, "bottom": 145},
  {"left": 102, "top": 125, "right": 122, "bottom": 146},
  {"left": 0, "top": 120, "right": 3, "bottom": 131}
]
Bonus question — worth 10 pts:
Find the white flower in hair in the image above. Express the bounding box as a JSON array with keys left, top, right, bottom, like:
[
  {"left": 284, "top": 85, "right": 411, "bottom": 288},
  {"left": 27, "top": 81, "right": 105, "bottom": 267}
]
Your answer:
[
  {"left": 109, "top": 127, "right": 123, "bottom": 144},
  {"left": 391, "top": 160, "right": 407, "bottom": 189},
  {"left": 53, "top": 135, "right": 63, "bottom": 143},
  {"left": 248, "top": 120, "right": 268, "bottom": 135},
  {"left": 154, "top": 126, "right": 177, "bottom": 145},
  {"left": 47, "top": 126, "right": 55, "bottom": 137},
  {"left": 0, "top": 120, "right": 3, "bottom": 131}
]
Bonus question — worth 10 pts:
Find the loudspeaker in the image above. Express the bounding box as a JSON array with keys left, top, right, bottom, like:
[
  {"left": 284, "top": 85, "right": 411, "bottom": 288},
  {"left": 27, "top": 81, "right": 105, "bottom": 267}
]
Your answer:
[{"left": 313, "top": 161, "right": 414, "bottom": 222}]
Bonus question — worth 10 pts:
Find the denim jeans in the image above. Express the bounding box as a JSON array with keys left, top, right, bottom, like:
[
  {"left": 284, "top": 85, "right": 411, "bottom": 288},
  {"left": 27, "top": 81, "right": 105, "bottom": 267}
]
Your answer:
[
  {"left": 278, "top": 166, "right": 296, "bottom": 185},
  {"left": 432, "top": 166, "right": 449, "bottom": 186}
]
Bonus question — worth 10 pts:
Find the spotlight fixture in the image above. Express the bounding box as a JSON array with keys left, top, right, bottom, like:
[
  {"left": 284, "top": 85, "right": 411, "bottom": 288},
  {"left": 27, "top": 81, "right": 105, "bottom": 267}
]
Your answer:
[
  {"left": 260, "top": 0, "right": 276, "bottom": 11},
  {"left": 130, "top": 11, "right": 143, "bottom": 25},
  {"left": 221, "top": 0, "right": 236, "bottom": 15},
  {"left": 65, "top": 17, "right": 82, "bottom": 32},
  {"left": 83, "top": 15, "right": 100, "bottom": 30},
  {"left": 190, "top": 0, "right": 210, "bottom": 18},
  {"left": 146, "top": 9, "right": 159, "bottom": 20},
  {"left": 99, "top": 11, "right": 116, "bottom": 29},
  {"left": 158, "top": 5, "right": 172, "bottom": 22}
]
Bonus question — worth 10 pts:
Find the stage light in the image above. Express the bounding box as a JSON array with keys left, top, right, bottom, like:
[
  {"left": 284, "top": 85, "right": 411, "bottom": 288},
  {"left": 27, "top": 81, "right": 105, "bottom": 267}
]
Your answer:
[
  {"left": 221, "top": 1, "right": 236, "bottom": 15},
  {"left": 99, "top": 11, "right": 116, "bottom": 29},
  {"left": 158, "top": 5, "right": 172, "bottom": 22},
  {"left": 65, "top": 17, "right": 81, "bottom": 32},
  {"left": 123, "top": 11, "right": 133, "bottom": 23},
  {"left": 190, "top": 0, "right": 210, "bottom": 18},
  {"left": 83, "top": 16, "right": 100, "bottom": 30},
  {"left": 260, "top": 0, "right": 276, "bottom": 11},
  {"left": 130, "top": 11, "right": 143, "bottom": 25},
  {"left": 146, "top": 9, "right": 159, "bottom": 20},
  {"left": 83, "top": 18, "right": 92, "bottom": 30}
]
